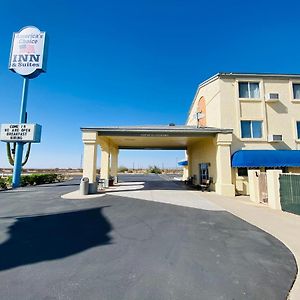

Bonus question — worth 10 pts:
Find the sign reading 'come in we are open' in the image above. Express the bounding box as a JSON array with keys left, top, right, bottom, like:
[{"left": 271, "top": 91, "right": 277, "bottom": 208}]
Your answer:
[{"left": 0, "top": 124, "right": 42, "bottom": 143}]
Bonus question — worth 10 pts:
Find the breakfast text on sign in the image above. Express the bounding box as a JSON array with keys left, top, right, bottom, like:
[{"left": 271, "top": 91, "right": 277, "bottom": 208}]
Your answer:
[
  {"left": 4, "top": 125, "right": 31, "bottom": 139},
  {"left": 0, "top": 124, "right": 41, "bottom": 143}
]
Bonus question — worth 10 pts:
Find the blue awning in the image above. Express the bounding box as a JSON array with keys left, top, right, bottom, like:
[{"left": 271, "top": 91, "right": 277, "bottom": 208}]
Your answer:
[
  {"left": 178, "top": 160, "right": 188, "bottom": 166},
  {"left": 232, "top": 150, "right": 300, "bottom": 167}
]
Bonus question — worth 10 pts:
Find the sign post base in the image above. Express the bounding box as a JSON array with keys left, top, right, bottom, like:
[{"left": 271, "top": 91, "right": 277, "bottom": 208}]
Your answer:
[{"left": 12, "top": 143, "right": 24, "bottom": 188}]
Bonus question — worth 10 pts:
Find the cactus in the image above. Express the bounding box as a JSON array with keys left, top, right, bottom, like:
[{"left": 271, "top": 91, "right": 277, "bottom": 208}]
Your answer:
[{"left": 6, "top": 142, "right": 31, "bottom": 167}]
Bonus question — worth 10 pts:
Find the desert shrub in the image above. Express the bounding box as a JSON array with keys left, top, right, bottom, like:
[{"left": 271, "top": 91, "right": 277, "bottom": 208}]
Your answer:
[
  {"left": 6, "top": 176, "right": 12, "bottom": 185},
  {"left": 118, "top": 166, "right": 129, "bottom": 173},
  {"left": 0, "top": 177, "right": 8, "bottom": 190},
  {"left": 20, "top": 176, "right": 28, "bottom": 187},
  {"left": 148, "top": 165, "right": 162, "bottom": 174},
  {"left": 26, "top": 175, "right": 36, "bottom": 186},
  {"left": 6, "top": 173, "right": 63, "bottom": 187},
  {"left": 57, "top": 174, "right": 65, "bottom": 182},
  {"left": 42, "top": 174, "right": 58, "bottom": 183}
]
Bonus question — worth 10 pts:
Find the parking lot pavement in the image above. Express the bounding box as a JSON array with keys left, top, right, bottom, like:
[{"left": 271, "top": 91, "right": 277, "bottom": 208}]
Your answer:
[{"left": 0, "top": 175, "right": 297, "bottom": 300}]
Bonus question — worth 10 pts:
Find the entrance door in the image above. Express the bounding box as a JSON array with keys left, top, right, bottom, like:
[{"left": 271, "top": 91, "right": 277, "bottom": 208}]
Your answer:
[{"left": 199, "top": 163, "right": 209, "bottom": 184}]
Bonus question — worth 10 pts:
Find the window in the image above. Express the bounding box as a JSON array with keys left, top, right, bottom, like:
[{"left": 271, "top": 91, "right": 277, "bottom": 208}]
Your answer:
[
  {"left": 293, "top": 84, "right": 300, "bottom": 99},
  {"left": 241, "top": 120, "right": 262, "bottom": 138},
  {"left": 237, "top": 168, "right": 248, "bottom": 176},
  {"left": 238, "top": 82, "right": 260, "bottom": 98},
  {"left": 297, "top": 121, "right": 300, "bottom": 139}
]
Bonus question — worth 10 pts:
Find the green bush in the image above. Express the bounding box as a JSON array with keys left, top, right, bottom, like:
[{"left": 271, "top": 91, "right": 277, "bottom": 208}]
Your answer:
[
  {"left": 20, "top": 176, "right": 28, "bottom": 187},
  {"left": 118, "top": 166, "right": 129, "bottom": 173},
  {"left": 0, "top": 177, "right": 8, "bottom": 190},
  {"left": 148, "top": 165, "right": 162, "bottom": 174},
  {"left": 57, "top": 174, "right": 64, "bottom": 182},
  {"left": 6, "top": 176, "right": 12, "bottom": 185},
  {"left": 6, "top": 173, "right": 63, "bottom": 187}
]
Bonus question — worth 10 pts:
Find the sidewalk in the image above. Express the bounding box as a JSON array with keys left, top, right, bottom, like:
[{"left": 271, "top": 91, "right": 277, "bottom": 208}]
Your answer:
[
  {"left": 62, "top": 181, "right": 224, "bottom": 211},
  {"left": 203, "top": 192, "right": 300, "bottom": 300}
]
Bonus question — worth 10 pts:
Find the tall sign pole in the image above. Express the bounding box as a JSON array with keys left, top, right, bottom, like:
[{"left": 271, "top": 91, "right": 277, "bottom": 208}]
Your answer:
[
  {"left": 12, "top": 78, "right": 29, "bottom": 187},
  {"left": 0, "top": 26, "right": 47, "bottom": 188}
]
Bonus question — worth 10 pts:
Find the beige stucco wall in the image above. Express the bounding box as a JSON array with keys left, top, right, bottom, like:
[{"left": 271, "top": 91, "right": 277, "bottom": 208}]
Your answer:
[
  {"left": 187, "top": 134, "right": 235, "bottom": 196},
  {"left": 187, "top": 78, "right": 221, "bottom": 128},
  {"left": 233, "top": 170, "right": 249, "bottom": 195},
  {"left": 187, "top": 138, "right": 217, "bottom": 189},
  {"left": 288, "top": 167, "right": 300, "bottom": 173},
  {"left": 219, "top": 77, "right": 300, "bottom": 152},
  {"left": 187, "top": 75, "right": 300, "bottom": 195},
  {"left": 182, "top": 165, "right": 189, "bottom": 181}
]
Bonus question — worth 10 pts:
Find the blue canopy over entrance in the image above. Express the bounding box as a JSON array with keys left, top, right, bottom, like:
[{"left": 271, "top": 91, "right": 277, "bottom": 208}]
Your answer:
[{"left": 232, "top": 150, "right": 300, "bottom": 167}]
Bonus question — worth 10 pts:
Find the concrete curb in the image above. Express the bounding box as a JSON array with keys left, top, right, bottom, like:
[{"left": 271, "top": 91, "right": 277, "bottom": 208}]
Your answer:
[
  {"left": 61, "top": 181, "right": 145, "bottom": 199},
  {"left": 61, "top": 190, "right": 105, "bottom": 199}
]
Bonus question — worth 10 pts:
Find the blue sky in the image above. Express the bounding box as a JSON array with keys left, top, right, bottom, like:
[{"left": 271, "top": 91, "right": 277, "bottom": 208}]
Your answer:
[{"left": 1, "top": 0, "right": 300, "bottom": 168}]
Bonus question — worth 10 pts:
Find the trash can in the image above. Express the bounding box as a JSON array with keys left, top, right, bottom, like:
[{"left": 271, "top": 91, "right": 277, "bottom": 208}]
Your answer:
[
  {"left": 80, "top": 177, "right": 89, "bottom": 195},
  {"left": 98, "top": 179, "right": 105, "bottom": 190},
  {"left": 109, "top": 177, "right": 114, "bottom": 186}
]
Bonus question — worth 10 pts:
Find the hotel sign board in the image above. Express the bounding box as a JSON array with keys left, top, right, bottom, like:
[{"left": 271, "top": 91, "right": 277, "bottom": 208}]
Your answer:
[
  {"left": 9, "top": 26, "right": 47, "bottom": 78},
  {"left": 0, "top": 124, "right": 42, "bottom": 143}
]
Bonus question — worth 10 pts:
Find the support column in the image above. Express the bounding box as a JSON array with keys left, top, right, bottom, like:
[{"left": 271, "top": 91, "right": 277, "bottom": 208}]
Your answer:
[
  {"left": 182, "top": 166, "right": 189, "bottom": 181},
  {"left": 186, "top": 148, "right": 192, "bottom": 180},
  {"left": 100, "top": 140, "right": 110, "bottom": 188},
  {"left": 248, "top": 169, "right": 260, "bottom": 203},
  {"left": 182, "top": 150, "right": 189, "bottom": 181},
  {"left": 267, "top": 170, "right": 282, "bottom": 210},
  {"left": 215, "top": 133, "right": 235, "bottom": 197},
  {"left": 110, "top": 147, "right": 119, "bottom": 184},
  {"left": 82, "top": 132, "right": 98, "bottom": 194}
]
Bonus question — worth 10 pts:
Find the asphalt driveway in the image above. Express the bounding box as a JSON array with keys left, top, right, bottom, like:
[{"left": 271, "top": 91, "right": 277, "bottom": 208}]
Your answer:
[{"left": 0, "top": 174, "right": 297, "bottom": 300}]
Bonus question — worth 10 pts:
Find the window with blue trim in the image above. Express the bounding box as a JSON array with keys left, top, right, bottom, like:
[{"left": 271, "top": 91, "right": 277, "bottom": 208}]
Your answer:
[
  {"left": 241, "top": 120, "right": 262, "bottom": 138},
  {"left": 297, "top": 121, "right": 300, "bottom": 139}
]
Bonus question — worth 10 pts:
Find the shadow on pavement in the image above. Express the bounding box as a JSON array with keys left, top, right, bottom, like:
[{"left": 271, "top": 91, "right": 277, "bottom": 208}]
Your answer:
[{"left": 0, "top": 207, "right": 112, "bottom": 271}]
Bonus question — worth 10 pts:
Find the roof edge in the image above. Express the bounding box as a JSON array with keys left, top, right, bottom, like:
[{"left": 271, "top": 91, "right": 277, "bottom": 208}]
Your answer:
[
  {"left": 80, "top": 126, "right": 233, "bottom": 134},
  {"left": 186, "top": 71, "right": 300, "bottom": 124},
  {"left": 218, "top": 72, "right": 300, "bottom": 79}
]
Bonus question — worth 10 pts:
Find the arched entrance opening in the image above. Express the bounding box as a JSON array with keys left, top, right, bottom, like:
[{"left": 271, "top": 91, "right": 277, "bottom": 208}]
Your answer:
[{"left": 81, "top": 125, "right": 235, "bottom": 196}]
